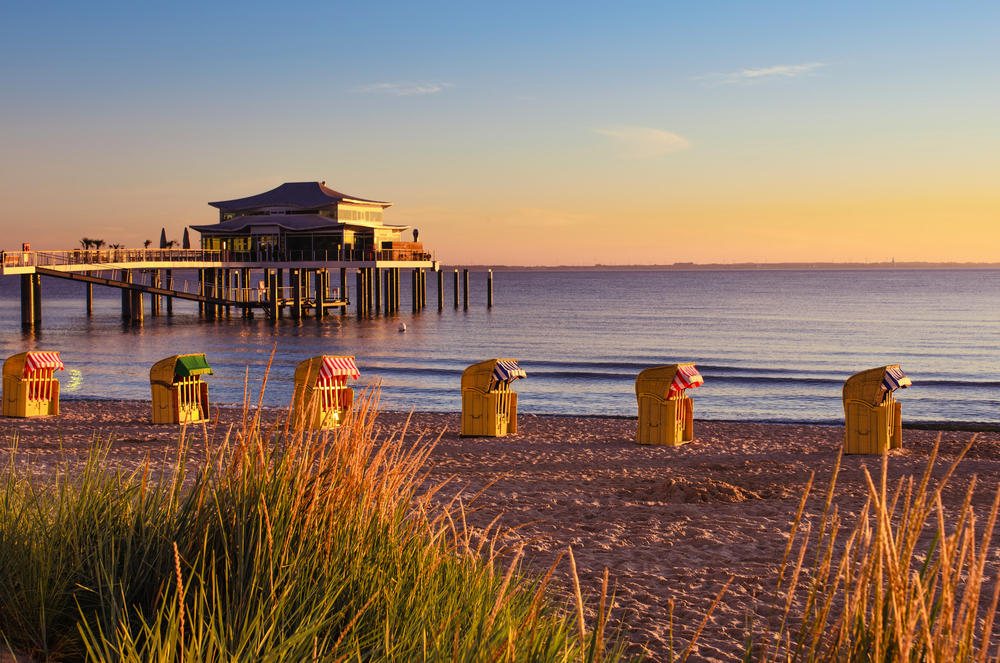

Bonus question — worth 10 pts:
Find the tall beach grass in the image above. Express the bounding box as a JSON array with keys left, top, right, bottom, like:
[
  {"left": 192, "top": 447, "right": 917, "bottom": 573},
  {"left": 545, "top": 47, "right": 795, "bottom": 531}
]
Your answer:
[
  {"left": 0, "top": 382, "right": 633, "bottom": 662},
  {"left": 752, "top": 437, "right": 1000, "bottom": 662}
]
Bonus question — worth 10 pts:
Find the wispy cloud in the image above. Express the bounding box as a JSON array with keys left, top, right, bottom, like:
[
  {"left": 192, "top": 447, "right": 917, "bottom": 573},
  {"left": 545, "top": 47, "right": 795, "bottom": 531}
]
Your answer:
[
  {"left": 701, "top": 62, "right": 827, "bottom": 85},
  {"left": 354, "top": 82, "right": 453, "bottom": 96},
  {"left": 594, "top": 126, "right": 690, "bottom": 159}
]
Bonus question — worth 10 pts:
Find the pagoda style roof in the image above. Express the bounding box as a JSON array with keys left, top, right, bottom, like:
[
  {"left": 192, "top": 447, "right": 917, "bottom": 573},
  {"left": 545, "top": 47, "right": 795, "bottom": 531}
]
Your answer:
[
  {"left": 190, "top": 214, "right": 409, "bottom": 234},
  {"left": 208, "top": 182, "right": 391, "bottom": 211}
]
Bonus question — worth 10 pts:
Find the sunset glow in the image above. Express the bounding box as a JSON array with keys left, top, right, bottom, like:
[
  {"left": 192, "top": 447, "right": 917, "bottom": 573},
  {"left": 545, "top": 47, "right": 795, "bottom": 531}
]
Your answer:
[{"left": 2, "top": 2, "right": 997, "bottom": 265}]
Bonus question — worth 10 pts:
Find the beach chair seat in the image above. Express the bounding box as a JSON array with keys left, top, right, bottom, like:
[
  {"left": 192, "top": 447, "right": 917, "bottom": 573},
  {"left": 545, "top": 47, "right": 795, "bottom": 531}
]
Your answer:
[
  {"left": 842, "top": 365, "right": 911, "bottom": 454},
  {"left": 293, "top": 356, "right": 359, "bottom": 430},
  {"left": 3, "top": 351, "right": 64, "bottom": 418},
  {"left": 461, "top": 359, "right": 525, "bottom": 437},
  {"left": 150, "top": 354, "right": 213, "bottom": 424},
  {"left": 635, "top": 364, "right": 704, "bottom": 446}
]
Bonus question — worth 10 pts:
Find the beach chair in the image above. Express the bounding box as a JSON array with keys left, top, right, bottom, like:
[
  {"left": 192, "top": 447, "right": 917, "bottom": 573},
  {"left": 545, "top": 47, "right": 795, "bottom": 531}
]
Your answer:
[
  {"left": 150, "top": 354, "right": 213, "bottom": 424},
  {"left": 461, "top": 359, "right": 526, "bottom": 437},
  {"left": 292, "top": 356, "right": 359, "bottom": 430},
  {"left": 635, "top": 364, "right": 704, "bottom": 446},
  {"left": 843, "top": 365, "right": 911, "bottom": 454},
  {"left": 3, "top": 351, "right": 64, "bottom": 418}
]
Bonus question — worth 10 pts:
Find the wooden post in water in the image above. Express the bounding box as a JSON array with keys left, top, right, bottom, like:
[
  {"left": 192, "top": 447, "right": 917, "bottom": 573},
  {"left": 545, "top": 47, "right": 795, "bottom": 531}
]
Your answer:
[
  {"left": 487, "top": 269, "right": 493, "bottom": 308},
  {"left": 411, "top": 269, "right": 418, "bottom": 311},
  {"left": 366, "top": 269, "right": 373, "bottom": 313},
  {"left": 453, "top": 270, "right": 459, "bottom": 308},
  {"left": 420, "top": 269, "right": 427, "bottom": 309},
  {"left": 151, "top": 271, "right": 161, "bottom": 315},
  {"left": 21, "top": 274, "right": 35, "bottom": 325},
  {"left": 356, "top": 270, "right": 364, "bottom": 316},
  {"left": 32, "top": 274, "right": 41, "bottom": 324},
  {"left": 131, "top": 289, "right": 144, "bottom": 323},
  {"left": 463, "top": 269, "right": 469, "bottom": 309},
  {"left": 374, "top": 268, "right": 382, "bottom": 313},
  {"left": 315, "top": 270, "right": 325, "bottom": 317},
  {"left": 268, "top": 270, "right": 278, "bottom": 321},
  {"left": 394, "top": 268, "right": 400, "bottom": 311},
  {"left": 437, "top": 269, "right": 444, "bottom": 310},
  {"left": 224, "top": 269, "right": 232, "bottom": 317},
  {"left": 197, "top": 269, "right": 204, "bottom": 314},
  {"left": 121, "top": 270, "right": 132, "bottom": 319},
  {"left": 85, "top": 274, "right": 93, "bottom": 315},
  {"left": 340, "top": 268, "right": 348, "bottom": 315},
  {"left": 165, "top": 269, "right": 173, "bottom": 314}
]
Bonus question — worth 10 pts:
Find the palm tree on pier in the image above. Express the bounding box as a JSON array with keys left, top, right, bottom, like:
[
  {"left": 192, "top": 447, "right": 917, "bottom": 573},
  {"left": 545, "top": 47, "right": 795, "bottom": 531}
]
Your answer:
[{"left": 80, "top": 238, "right": 93, "bottom": 249}]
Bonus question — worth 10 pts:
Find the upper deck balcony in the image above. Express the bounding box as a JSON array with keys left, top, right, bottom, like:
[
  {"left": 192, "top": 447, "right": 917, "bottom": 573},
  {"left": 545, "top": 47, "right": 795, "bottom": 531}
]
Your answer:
[{"left": 1, "top": 247, "right": 437, "bottom": 275}]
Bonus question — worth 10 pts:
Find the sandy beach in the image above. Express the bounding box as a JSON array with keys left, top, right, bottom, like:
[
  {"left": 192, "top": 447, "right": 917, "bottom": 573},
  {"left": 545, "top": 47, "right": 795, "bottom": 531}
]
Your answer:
[{"left": 3, "top": 400, "right": 999, "bottom": 662}]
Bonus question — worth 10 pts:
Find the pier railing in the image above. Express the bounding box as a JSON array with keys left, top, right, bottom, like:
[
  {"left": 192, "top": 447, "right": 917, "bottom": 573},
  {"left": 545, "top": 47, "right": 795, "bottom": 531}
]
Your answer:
[{"left": 3, "top": 247, "right": 434, "bottom": 269}]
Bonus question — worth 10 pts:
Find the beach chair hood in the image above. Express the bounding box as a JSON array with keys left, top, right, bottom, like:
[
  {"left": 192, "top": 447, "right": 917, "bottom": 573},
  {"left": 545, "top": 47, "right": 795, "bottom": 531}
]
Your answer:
[{"left": 23, "top": 352, "right": 65, "bottom": 377}]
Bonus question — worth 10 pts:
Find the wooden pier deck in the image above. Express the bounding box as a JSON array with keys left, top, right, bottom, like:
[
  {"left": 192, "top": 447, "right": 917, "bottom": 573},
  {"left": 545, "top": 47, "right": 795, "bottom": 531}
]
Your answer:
[{"left": 2, "top": 248, "right": 443, "bottom": 324}]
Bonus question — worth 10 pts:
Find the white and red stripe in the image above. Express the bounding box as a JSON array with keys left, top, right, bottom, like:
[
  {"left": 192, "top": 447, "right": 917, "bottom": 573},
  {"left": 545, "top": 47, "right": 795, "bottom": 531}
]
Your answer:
[
  {"left": 24, "top": 351, "right": 64, "bottom": 376},
  {"left": 670, "top": 364, "right": 704, "bottom": 394},
  {"left": 318, "top": 356, "right": 359, "bottom": 380}
]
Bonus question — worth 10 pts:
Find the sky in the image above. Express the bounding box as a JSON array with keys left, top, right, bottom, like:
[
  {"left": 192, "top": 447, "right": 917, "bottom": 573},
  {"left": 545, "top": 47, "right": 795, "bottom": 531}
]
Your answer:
[{"left": 1, "top": 1, "right": 998, "bottom": 265}]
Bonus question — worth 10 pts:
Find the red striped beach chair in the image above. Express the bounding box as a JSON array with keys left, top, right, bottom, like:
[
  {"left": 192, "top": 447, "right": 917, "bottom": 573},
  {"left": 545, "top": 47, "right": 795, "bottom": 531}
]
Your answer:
[{"left": 3, "top": 351, "right": 64, "bottom": 417}]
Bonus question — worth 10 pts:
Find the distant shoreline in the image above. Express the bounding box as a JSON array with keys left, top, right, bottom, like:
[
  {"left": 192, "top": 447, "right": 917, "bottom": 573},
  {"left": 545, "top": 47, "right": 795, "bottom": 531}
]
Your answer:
[{"left": 439, "top": 261, "right": 1000, "bottom": 271}]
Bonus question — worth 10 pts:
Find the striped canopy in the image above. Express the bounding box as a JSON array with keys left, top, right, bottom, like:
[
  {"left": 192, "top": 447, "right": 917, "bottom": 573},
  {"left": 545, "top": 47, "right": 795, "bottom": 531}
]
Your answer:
[
  {"left": 319, "top": 356, "right": 359, "bottom": 380},
  {"left": 882, "top": 366, "right": 911, "bottom": 392},
  {"left": 24, "top": 351, "right": 64, "bottom": 375},
  {"left": 492, "top": 360, "right": 526, "bottom": 383},
  {"left": 670, "top": 364, "right": 704, "bottom": 394}
]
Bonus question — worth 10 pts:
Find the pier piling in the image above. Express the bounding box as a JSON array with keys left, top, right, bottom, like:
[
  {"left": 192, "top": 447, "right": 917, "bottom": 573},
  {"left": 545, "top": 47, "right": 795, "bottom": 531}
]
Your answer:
[
  {"left": 487, "top": 269, "right": 493, "bottom": 308},
  {"left": 437, "top": 269, "right": 443, "bottom": 310},
  {"left": 85, "top": 275, "right": 93, "bottom": 315},
  {"left": 121, "top": 270, "right": 132, "bottom": 319},
  {"left": 21, "top": 274, "right": 41, "bottom": 325},
  {"left": 463, "top": 269, "right": 469, "bottom": 309},
  {"left": 453, "top": 270, "right": 459, "bottom": 308},
  {"left": 166, "top": 269, "right": 173, "bottom": 314}
]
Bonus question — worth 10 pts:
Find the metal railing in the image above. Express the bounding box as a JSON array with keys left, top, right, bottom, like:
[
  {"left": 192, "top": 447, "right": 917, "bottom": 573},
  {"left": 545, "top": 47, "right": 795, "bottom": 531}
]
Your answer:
[{"left": 2, "top": 247, "right": 434, "bottom": 269}]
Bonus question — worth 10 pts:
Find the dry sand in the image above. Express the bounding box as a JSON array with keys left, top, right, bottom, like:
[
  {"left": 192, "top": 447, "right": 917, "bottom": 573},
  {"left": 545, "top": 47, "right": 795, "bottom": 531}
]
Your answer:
[{"left": 3, "top": 401, "right": 1000, "bottom": 662}]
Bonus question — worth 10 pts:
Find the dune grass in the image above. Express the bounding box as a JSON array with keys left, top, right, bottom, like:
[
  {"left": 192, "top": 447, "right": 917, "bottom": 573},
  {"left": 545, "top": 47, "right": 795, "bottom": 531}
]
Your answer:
[
  {"left": 0, "top": 384, "right": 634, "bottom": 662},
  {"left": 751, "top": 436, "right": 1000, "bottom": 662}
]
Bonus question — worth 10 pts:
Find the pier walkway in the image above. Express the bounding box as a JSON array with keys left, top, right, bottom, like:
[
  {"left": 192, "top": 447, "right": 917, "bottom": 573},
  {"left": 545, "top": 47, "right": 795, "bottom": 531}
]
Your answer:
[{"left": 2, "top": 247, "right": 442, "bottom": 324}]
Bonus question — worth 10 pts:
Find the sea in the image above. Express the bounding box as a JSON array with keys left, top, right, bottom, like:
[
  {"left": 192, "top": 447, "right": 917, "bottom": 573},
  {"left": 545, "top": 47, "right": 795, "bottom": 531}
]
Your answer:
[{"left": 0, "top": 269, "right": 997, "bottom": 427}]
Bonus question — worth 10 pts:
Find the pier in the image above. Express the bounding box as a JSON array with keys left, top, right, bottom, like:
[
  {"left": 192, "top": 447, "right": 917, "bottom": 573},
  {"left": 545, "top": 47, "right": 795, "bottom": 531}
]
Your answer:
[
  {"left": 2, "top": 181, "right": 501, "bottom": 325},
  {"left": 2, "top": 248, "right": 439, "bottom": 324}
]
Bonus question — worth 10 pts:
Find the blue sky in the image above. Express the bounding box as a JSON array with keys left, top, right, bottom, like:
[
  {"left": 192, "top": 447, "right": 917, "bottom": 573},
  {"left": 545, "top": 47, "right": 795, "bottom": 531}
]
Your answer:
[{"left": 2, "top": 1, "right": 997, "bottom": 264}]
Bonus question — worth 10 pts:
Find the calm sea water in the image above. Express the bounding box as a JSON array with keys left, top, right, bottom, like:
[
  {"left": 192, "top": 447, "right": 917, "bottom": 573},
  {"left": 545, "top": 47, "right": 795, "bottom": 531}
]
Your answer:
[{"left": 0, "top": 269, "right": 996, "bottom": 425}]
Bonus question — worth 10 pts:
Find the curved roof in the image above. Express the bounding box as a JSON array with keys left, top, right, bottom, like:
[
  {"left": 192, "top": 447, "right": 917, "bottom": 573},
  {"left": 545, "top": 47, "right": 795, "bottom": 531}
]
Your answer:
[
  {"left": 189, "top": 214, "right": 410, "bottom": 234},
  {"left": 208, "top": 182, "right": 391, "bottom": 211}
]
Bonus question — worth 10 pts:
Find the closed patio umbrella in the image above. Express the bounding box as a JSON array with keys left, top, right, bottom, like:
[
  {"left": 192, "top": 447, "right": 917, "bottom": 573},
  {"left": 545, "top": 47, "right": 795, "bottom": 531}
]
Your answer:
[
  {"left": 159, "top": 228, "right": 167, "bottom": 249},
  {"left": 182, "top": 228, "right": 191, "bottom": 249}
]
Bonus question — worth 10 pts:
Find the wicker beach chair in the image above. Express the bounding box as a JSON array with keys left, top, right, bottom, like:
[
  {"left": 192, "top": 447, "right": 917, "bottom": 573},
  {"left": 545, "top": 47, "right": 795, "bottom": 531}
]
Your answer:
[
  {"left": 635, "top": 364, "right": 704, "bottom": 446},
  {"left": 3, "top": 351, "right": 64, "bottom": 418},
  {"left": 292, "top": 356, "right": 359, "bottom": 430},
  {"left": 150, "top": 354, "right": 213, "bottom": 424},
  {"left": 461, "top": 359, "right": 526, "bottom": 437},
  {"left": 842, "top": 365, "right": 911, "bottom": 454}
]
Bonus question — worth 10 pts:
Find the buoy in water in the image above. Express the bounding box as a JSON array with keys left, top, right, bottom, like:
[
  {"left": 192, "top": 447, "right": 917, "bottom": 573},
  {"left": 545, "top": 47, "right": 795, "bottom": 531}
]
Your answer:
[{"left": 398, "top": 323, "right": 406, "bottom": 332}]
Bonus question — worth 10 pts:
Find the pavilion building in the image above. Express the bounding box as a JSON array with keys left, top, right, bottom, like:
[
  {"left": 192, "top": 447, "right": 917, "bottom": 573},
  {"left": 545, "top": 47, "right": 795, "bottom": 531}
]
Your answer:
[{"left": 189, "top": 181, "right": 418, "bottom": 261}]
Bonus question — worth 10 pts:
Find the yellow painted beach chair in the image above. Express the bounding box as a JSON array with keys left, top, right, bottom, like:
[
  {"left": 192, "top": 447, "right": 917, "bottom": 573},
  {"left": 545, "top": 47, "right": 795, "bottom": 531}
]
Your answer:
[
  {"left": 461, "top": 359, "right": 526, "bottom": 437},
  {"left": 150, "top": 354, "right": 213, "bottom": 424},
  {"left": 635, "top": 364, "right": 705, "bottom": 446},
  {"left": 3, "top": 351, "right": 64, "bottom": 418},
  {"left": 843, "top": 365, "right": 911, "bottom": 454},
  {"left": 292, "top": 356, "right": 359, "bottom": 430}
]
